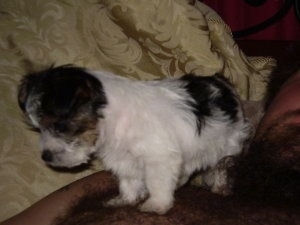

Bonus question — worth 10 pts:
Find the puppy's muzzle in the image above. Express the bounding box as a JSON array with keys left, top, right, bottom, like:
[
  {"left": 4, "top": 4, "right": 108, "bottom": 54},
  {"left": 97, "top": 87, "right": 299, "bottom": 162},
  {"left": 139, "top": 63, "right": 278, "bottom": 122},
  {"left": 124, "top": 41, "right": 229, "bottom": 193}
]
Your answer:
[{"left": 42, "top": 150, "right": 53, "bottom": 162}]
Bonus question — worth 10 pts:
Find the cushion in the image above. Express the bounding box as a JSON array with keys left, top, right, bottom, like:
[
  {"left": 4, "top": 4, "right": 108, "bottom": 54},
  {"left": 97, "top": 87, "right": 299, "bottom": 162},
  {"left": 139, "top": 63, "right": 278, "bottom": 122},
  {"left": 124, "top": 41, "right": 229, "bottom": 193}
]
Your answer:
[{"left": 0, "top": 0, "right": 274, "bottom": 220}]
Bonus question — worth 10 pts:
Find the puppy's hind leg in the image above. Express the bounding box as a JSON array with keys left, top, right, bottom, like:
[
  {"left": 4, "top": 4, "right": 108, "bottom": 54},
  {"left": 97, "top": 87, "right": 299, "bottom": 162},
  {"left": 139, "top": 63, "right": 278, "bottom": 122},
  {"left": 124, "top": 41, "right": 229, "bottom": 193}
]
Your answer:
[
  {"left": 202, "top": 156, "right": 236, "bottom": 196},
  {"left": 139, "top": 155, "right": 182, "bottom": 215}
]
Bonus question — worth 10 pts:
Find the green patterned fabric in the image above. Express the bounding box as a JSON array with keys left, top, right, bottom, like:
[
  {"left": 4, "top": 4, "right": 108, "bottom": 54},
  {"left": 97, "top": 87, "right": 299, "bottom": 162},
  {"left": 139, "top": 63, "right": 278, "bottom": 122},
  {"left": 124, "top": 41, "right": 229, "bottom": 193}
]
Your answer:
[{"left": 0, "top": 0, "right": 275, "bottom": 220}]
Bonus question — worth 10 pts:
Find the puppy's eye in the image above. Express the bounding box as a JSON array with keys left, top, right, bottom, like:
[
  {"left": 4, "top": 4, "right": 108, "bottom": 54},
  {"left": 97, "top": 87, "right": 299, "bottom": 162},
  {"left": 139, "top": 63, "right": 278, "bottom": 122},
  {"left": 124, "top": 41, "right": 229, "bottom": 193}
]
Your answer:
[{"left": 53, "top": 122, "right": 69, "bottom": 134}]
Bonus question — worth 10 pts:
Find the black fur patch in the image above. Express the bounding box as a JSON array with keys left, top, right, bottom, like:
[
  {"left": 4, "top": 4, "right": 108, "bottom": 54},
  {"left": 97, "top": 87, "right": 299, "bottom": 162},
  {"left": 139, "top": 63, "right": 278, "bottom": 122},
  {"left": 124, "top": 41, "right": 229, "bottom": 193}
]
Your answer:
[
  {"left": 180, "top": 74, "right": 239, "bottom": 134},
  {"left": 19, "top": 65, "right": 107, "bottom": 119},
  {"left": 211, "top": 75, "right": 239, "bottom": 121}
]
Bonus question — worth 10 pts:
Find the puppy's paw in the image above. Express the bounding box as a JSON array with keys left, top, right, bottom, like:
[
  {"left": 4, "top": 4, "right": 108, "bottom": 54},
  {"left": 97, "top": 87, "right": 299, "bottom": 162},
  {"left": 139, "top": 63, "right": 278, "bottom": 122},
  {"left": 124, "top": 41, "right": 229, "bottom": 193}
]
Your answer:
[
  {"left": 139, "top": 198, "right": 173, "bottom": 215},
  {"left": 103, "top": 195, "right": 135, "bottom": 208}
]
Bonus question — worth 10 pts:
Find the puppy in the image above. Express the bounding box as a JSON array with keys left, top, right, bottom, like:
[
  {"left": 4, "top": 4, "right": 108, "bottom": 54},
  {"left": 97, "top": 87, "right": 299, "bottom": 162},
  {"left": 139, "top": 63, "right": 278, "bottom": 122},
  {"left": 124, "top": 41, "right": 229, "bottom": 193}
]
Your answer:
[{"left": 18, "top": 65, "right": 250, "bottom": 214}]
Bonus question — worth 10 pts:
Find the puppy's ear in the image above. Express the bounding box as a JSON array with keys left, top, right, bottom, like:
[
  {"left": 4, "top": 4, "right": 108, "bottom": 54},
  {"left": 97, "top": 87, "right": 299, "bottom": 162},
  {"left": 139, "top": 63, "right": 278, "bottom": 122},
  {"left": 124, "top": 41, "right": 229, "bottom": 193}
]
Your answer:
[
  {"left": 40, "top": 66, "right": 107, "bottom": 118},
  {"left": 18, "top": 73, "right": 39, "bottom": 112}
]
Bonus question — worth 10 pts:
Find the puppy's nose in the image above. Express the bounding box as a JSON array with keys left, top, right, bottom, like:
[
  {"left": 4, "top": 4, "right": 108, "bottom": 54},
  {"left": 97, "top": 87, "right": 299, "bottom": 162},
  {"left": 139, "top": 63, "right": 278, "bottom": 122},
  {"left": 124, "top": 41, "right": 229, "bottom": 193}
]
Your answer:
[{"left": 42, "top": 150, "right": 53, "bottom": 162}]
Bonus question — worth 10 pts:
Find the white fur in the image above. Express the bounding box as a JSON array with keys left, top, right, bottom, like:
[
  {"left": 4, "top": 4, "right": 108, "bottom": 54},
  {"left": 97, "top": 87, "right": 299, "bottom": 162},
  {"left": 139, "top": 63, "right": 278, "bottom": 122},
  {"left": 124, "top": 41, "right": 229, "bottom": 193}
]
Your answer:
[{"left": 90, "top": 71, "right": 249, "bottom": 214}]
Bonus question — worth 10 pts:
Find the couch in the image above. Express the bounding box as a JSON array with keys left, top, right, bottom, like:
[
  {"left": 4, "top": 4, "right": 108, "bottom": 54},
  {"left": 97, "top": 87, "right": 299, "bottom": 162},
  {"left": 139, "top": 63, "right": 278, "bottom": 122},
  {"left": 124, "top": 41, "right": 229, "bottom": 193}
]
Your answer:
[{"left": 0, "top": 0, "right": 278, "bottom": 222}]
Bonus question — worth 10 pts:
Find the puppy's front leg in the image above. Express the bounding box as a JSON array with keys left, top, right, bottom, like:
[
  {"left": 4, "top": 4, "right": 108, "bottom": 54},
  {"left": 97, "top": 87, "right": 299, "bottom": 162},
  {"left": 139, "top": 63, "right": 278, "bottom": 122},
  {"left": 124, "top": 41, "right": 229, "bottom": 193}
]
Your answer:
[
  {"left": 104, "top": 176, "right": 147, "bottom": 207},
  {"left": 139, "top": 156, "right": 181, "bottom": 215}
]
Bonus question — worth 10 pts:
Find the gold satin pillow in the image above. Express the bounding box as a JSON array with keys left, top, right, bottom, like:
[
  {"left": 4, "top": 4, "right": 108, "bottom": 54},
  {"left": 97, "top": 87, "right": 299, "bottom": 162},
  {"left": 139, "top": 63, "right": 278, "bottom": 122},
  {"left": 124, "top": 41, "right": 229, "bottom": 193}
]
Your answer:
[{"left": 0, "top": 0, "right": 274, "bottom": 220}]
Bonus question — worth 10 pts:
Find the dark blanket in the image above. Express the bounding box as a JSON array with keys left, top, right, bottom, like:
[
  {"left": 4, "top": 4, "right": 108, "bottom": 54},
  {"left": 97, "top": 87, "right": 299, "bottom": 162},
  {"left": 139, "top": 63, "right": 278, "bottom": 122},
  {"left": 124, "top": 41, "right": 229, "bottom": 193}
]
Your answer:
[{"left": 54, "top": 172, "right": 300, "bottom": 225}]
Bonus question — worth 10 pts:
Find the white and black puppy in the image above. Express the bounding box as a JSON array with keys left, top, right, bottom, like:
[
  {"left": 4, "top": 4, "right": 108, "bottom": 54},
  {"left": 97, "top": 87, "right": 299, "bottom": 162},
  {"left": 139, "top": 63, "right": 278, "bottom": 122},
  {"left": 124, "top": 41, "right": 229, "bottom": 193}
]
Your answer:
[{"left": 18, "top": 65, "right": 250, "bottom": 214}]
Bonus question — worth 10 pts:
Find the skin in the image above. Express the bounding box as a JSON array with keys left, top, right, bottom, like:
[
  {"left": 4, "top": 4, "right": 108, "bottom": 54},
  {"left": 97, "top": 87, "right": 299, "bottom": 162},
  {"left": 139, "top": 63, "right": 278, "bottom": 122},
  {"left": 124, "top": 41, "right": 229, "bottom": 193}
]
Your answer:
[
  {"left": 0, "top": 172, "right": 116, "bottom": 225},
  {"left": 255, "top": 69, "right": 300, "bottom": 139}
]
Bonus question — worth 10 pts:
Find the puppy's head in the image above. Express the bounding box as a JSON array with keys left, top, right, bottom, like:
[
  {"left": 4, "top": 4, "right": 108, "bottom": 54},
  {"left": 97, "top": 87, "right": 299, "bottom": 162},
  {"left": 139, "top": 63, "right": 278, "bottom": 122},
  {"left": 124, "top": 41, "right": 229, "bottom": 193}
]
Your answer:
[{"left": 18, "top": 65, "right": 107, "bottom": 168}]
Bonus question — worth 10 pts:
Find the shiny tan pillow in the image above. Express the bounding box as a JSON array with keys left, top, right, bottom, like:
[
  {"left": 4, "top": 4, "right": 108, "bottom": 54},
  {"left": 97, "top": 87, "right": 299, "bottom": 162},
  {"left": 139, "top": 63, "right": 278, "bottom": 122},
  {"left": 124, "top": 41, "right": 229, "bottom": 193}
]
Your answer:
[{"left": 0, "top": 0, "right": 274, "bottom": 221}]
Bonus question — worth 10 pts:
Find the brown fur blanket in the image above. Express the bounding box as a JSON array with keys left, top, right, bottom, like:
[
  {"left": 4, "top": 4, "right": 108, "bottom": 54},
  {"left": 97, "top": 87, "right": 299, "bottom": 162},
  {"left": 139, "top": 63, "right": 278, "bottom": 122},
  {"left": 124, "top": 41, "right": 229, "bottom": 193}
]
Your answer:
[{"left": 54, "top": 172, "right": 300, "bottom": 225}]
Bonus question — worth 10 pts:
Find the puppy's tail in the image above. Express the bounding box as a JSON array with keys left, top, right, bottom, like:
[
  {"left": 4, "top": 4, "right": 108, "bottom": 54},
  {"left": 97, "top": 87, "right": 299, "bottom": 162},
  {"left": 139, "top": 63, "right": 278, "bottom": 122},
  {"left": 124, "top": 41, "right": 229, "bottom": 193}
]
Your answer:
[{"left": 231, "top": 135, "right": 300, "bottom": 204}]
